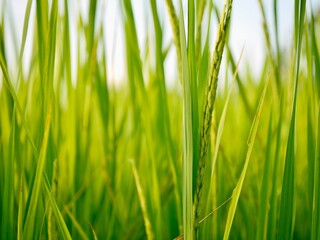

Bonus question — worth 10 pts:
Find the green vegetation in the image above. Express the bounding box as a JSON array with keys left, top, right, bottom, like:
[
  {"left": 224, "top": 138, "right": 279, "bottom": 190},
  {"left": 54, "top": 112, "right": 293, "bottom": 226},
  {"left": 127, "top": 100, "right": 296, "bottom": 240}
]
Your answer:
[{"left": 0, "top": 0, "right": 319, "bottom": 239}]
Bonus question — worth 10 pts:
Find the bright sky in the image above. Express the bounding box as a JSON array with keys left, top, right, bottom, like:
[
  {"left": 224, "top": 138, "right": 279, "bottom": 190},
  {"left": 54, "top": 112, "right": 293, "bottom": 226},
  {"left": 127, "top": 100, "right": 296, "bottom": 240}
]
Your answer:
[{"left": 1, "top": 0, "right": 320, "bottom": 88}]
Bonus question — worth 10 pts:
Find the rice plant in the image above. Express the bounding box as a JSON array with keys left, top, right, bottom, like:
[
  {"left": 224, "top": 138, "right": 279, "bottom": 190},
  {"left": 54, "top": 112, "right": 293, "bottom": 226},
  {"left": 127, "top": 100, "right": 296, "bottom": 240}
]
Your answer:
[{"left": 0, "top": 0, "right": 319, "bottom": 239}]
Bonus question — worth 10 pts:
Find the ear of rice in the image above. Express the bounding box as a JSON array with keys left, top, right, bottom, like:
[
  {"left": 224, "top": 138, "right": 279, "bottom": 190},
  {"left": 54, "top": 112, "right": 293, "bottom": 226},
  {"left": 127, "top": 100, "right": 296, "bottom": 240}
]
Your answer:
[{"left": 193, "top": 0, "right": 233, "bottom": 238}]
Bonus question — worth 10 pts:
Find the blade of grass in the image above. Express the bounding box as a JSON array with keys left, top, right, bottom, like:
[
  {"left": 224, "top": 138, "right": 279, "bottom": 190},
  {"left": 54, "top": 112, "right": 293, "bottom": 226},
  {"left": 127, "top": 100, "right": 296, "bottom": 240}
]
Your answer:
[
  {"left": 0, "top": 50, "right": 38, "bottom": 158},
  {"left": 257, "top": 0, "right": 279, "bottom": 95},
  {"left": 17, "top": 174, "right": 24, "bottom": 240},
  {"left": 266, "top": 98, "right": 283, "bottom": 239},
  {"left": 0, "top": 106, "right": 15, "bottom": 240},
  {"left": 273, "top": 0, "right": 281, "bottom": 84},
  {"left": 123, "top": 0, "right": 162, "bottom": 237},
  {"left": 210, "top": 45, "right": 244, "bottom": 180},
  {"left": 16, "top": 0, "right": 33, "bottom": 83},
  {"left": 187, "top": 0, "right": 200, "bottom": 199},
  {"left": 312, "top": 106, "right": 320, "bottom": 240},
  {"left": 310, "top": 10, "right": 320, "bottom": 97},
  {"left": 307, "top": 92, "right": 315, "bottom": 226},
  {"left": 302, "top": 12, "right": 315, "bottom": 233},
  {"left": 150, "top": 0, "right": 182, "bottom": 231},
  {"left": 1, "top": 46, "right": 71, "bottom": 240},
  {"left": 223, "top": 77, "right": 269, "bottom": 240},
  {"left": 64, "top": 207, "right": 90, "bottom": 240},
  {"left": 165, "top": 0, "right": 181, "bottom": 80},
  {"left": 0, "top": 2, "right": 71, "bottom": 238},
  {"left": 48, "top": 159, "right": 58, "bottom": 240},
  {"left": 87, "top": 0, "right": 97, "bottom": 54},
  {"left": 35, "top": 0, "right": 48, "bottom": 80},
  {"left": 277, "top": 1, "right": 305, "bottom": 239},
  {"left": 130, "top": 159, "right": 154, "bottom": 240},
  {"left": 63, "top": 0, "right": 73, "bottom": 91},
  {"left": 256, "top": 109, "right": 274, "bottom": 240},
  {"left": 90, "top": 224, "right": 98, "bottom": 240},
  {"left": 23, "top": 100, "right": 52, "bottom": 239},
  {"left": 197, "top": 10, "right": 211, "bottom": 112},
  {"left": 24, "top": 0, "right": 60, "bottom": 236},
  {"left": 179, "top": 0, "right": 193, "bottom": 238},
  {"left": 195, "top": 0, "right": 206, "bottom": 66}
]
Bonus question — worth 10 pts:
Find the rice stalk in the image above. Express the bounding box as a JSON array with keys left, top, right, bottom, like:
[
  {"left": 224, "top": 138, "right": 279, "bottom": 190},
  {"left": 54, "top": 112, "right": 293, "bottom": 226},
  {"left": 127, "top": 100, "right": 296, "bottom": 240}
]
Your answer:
[
  {"left": 165, "top": 0, "right": 181, "bottom": 80},
  {"left": 193, "top": 0, "right": 233, "bottom": 237},
  {"left": 277, "top": 0, "right": 306, "bottom": 239},
  {"left": 48, "top": 159, "right": 59, "bottom": 240},
  {"left": 64, "top": 207, "right": 90, "bottom": 240},
  {"left": 256, "top": 109, "right": 274, "bottom": 240},
  {"left": 90, "top": 224, "right": 99, "bottom": 240},
  {"left": 309, "top": 10, "right": 320, "bottom": 97},
  {"left": 257, "top": 0, "right": 280, "bottom": 95},
  {"left": 16, "top": 0, "right": 33, "bottom": 85},
  {"left": 266, "top": 100, "right": 283, "bottom": 239},
  {"left": 17, "top": 175, "right": 24, "bottom": 240},
  {"left": 179, "top": 0, "right": 193, "bottom": 237},
  {"left": 0, "top": 105, "right": 15, "bottom": 240},
  {"left": 312, "top": 106, "right": 320, "bottom": 240},
  {"left": 123, "top": 0, "right": 162, "bottom": 237},
  {"left": 130, "top": 159, "right": 154, "bottom": 240},
  {"left": 23, "top": 100, "right": 52, "bottom": 239},
  {"left": 195, "top": 0, "right": 206, "bottom": 65},
  {"left": 272, "top": 0, "right": 281, "bottom": 78},
  {"left": 0, "top": 2, "right": 71, "bottom": 238},
  {"left": 203, "top": 47, "right": 243, "bottom": 238},
  {"left": 305, "top": 11, "right": 317, "bottom": 233}
]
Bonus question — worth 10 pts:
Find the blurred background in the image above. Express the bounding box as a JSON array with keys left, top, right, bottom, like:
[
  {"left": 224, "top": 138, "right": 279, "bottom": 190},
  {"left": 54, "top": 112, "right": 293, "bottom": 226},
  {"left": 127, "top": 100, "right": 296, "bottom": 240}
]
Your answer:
[{"left": 1, "top": 0, "right": 319, "bottom": 87}]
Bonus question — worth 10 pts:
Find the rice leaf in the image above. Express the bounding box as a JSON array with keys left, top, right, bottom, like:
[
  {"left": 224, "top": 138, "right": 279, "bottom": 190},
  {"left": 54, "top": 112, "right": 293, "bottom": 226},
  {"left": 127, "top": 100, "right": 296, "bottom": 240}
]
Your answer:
[
  {"left": 63, "top": 0, "right": 72, "bottom": 90},
  {"left": 178, "top": 1, "right": 193, "bottom": 238},
  {"left": 256, "top": 109, "right": 274, "bottom": 240},
  {"left": 0, "top": 106, "right": 15, "bottom": 240},
  {"left": 310, "top": 10, "right": 320, "bottom": 97},
  {"left": 277, "top": 1, "right": 305, "bottom": 239},
  {"left": 48, "top": 160, "right": 58, "bottom": 240},
  {"left": 23, "top": 101, "right": 52, "bottom": 239},
  {"left": 210, "top": 45, "right": 244, "bottom": 179},
  {"left": 257, "top": 0, "right": 279, "bottom": 94},
  {"left": 17, "top": 175, "right": 24, "bottom": 240},
  {"left": 276, "top": 39, "right": 296, "bottom": 240},
  {"left": 266, "top": 99, "right": 283, "bottom": 239},
  {"left": 16, "top": 0, "right": 33, "bottom": 84},
  {"left": 130, "top": 159, "right": 154, "bottom": 240},
  {"left": 165, "top": 0, "right": 181, "bottom": 80},
  {"left": 64, "top": 207, "right": 90, "bottom": 240},
  {"left": 187, "top": 0, "right": 200, "bottom": 200},
  {"left": 223, "top": 77, "right": 269, "bottom": 240},
  {"left": 312, "top": 106, "right": 320, "bottom": 240},
  {"left": 90, "top": 224, "right": 99, "bottom": 240}
]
